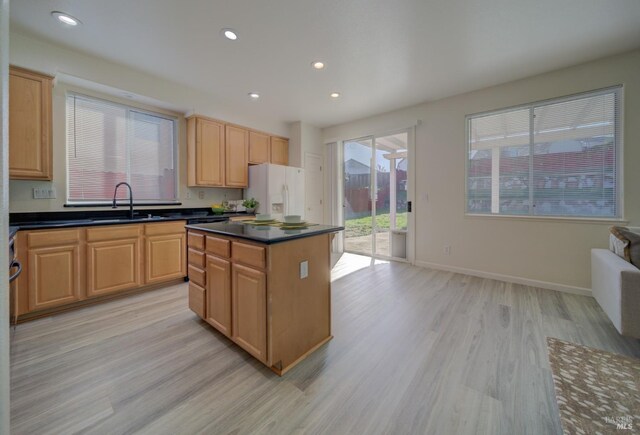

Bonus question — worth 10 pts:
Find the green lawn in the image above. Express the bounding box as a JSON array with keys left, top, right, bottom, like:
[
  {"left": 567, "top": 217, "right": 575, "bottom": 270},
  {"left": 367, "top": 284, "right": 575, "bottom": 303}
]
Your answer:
[{"left": 345, "top": 212, "right": 407, "bottom": 238}]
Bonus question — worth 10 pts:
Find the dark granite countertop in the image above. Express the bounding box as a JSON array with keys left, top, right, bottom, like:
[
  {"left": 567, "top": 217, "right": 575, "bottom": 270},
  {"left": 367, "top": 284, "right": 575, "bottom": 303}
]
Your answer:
[
  {"left": 9, "top": 208, "right": 252, "bottom": 231},
  {"left": 185, "top": 221, "right": 344, "bottom": 244},
  {"left": 13, "top": 215, "right": 190, "bottom": 230}
]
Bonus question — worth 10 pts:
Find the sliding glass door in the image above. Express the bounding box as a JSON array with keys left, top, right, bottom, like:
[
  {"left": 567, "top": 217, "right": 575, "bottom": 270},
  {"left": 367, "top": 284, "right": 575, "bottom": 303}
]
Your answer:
[
  {"left": 343, "top": 138, "right": 374, "bottom": 256},
  {"left": 343, "top": 131, "right": 409, "bottom": 259}
]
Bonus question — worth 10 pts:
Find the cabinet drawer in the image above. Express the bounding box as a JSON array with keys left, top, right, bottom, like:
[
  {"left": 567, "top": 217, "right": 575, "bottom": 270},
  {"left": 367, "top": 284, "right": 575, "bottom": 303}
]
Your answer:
[
  {"left": 232, "top": 242, "right": 266, "bottom": 269},
  {"left": 28, "top": 229, "right": 80, "bottom": 248},
  {"left": 188, "top": 282, "right": 205, "bottom": 318},
  {"left": 206, "top": 236, "right": 231, "bottom": 258},
  {"left": 188, "top": 248, "right": 205, "bottom": 268},
  {"left": 87, "top": 225, "right": 141, "bottom": 242},
  {"left": 188, "top": 231, "right": 205, "bottom": 250},
  {"left": 188, "top": 264, "right": 206, "bottom": 287},
  {"left": 144, "top": 221, "right": 186, "bottom": 236}
]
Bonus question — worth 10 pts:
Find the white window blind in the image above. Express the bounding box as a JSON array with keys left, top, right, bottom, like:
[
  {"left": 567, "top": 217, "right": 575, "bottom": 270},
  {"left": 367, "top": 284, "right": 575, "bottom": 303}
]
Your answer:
[
  {"left": 67, "top": 93, "right": 178, "bottom": 203},
  {"left": 467, "top": 87, "right": 621, "bottom": 218}
]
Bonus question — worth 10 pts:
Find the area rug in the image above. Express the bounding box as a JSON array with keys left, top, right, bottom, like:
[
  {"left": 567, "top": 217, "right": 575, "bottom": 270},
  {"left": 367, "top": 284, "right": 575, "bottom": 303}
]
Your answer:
[{"left": 546, "top": 337, "right": 639, "bottom": 434}]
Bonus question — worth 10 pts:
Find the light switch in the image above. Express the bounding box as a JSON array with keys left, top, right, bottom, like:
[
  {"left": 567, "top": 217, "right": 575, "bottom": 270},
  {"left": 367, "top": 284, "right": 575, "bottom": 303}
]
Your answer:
[{"left": 300, "top": 260, "right": 308, "bottom": 279}]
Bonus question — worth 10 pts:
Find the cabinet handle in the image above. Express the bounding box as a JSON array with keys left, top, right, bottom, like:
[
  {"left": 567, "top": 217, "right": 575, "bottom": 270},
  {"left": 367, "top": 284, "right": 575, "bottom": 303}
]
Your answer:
[{"left": 9, "top": 260, "right": 22, "bottom": 283}]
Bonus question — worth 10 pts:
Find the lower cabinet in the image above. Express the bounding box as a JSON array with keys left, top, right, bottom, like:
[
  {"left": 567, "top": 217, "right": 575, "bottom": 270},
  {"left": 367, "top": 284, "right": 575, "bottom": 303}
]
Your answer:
[
  {"left": 231, "top": 263, "right": 267, "bottom": 362},
  {"left": 28, "top": 243, "right": 82, "bottom": 311},
  {"left": 206, "top": 255, "right": 232, "bottom": 336},
  {"left": 87, "top": 226, "right": 142, "bottom": 297},
  {"left": 145, "top": 231, "right": 186, "bottom": 284},
  {"left": 188, "top": 234, "right": 268, "bottom": 362},
  {"left": 186, "top": 230, "right": 333, "bottom": 375},
  {"left": 15, "top": 221, "right": 187, "bottom": 318},
  {"left": 188, "top": 282, "right": 205, "bottom": 318}
]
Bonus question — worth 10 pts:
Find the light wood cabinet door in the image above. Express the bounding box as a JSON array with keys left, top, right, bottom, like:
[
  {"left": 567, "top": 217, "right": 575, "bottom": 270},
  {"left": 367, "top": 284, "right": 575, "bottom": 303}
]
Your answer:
[
  {"left": 248, "top": 131, "right": 270, "bottom": 164},
  {"left": 232, "top": 263, "right": 267, "bottom": 362},
  {"left": 270, "top": 137, "right": 289, "bottom": 166},
  {"left": 87, "top": 237, "right": 141, "bottom": 297},
  {"left": 206, "top": 255, "right": 232, "bottom": 336},
  {"left": 9, "top": 66, "right": 53, "bottom": 180},
  {"left": 189, "top": 282, "right": 206, "bottom": 318},
  {"left": 145, "top": 233, "right": 186, "bottom": 284},
  {"left": 188, "top": 117, "right": 225, "bottom": 186},
  {"left": 28, "top": 244, "right": 82, "bottom": 311},
  {"left": 225, "top": 125, "right": 249, "bottom": 187}
]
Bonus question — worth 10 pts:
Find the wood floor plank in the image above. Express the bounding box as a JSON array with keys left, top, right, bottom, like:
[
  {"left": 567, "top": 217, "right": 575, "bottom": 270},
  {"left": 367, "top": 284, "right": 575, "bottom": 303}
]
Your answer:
[{"left": 10, "top": 254, "right": 640, "bottom": 435}]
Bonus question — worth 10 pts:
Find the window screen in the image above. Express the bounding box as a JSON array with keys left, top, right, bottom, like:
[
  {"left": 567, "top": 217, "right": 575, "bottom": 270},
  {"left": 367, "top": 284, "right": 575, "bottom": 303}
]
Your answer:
[
  {"left": 67, "top": 93, "right": 178, "bottom": 203},
  {"left": 467, "top": 87, "right": 621, "bottom": 218}
]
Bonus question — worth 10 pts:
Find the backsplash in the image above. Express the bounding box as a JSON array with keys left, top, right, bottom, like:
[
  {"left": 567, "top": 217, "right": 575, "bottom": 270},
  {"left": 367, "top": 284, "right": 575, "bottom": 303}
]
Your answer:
[{"left": 9, "top": 179, "right": 243, "bottom": 212}]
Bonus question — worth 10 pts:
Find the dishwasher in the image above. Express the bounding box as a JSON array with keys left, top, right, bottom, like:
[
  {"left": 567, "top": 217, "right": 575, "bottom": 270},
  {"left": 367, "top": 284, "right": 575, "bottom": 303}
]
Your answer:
[{"left": 9, "top": 234, "right": 22, "bottom": 325}]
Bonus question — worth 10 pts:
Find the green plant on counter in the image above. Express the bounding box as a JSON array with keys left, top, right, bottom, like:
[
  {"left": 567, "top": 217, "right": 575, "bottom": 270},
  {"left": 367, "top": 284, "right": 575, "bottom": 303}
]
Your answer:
[{"left": 242, "top": 198, "right": 259, "bottom": 209}]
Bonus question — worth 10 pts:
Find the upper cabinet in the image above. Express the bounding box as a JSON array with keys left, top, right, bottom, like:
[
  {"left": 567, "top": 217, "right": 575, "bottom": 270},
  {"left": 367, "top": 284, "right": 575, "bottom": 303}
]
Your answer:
[
  {"left": 270, "top": 137, "right": 289, "bottom": 166},
  {"left": 225, "top": 125, "right": 249, "bottom": 187},
  {"left": 248, "top": 131, "right": 270, "bottom": 164},
  {"left": 187, "top": 115, "right": 289, "bottom": 188},
  {"left": 187, "top": 117, "right": 225, "bottom": 187},
  {"left": 9, "top": 66, "right": 53, "bottom": 180}
]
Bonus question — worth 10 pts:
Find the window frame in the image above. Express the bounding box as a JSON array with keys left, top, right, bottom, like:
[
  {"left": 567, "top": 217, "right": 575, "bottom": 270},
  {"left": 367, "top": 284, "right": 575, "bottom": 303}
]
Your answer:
[
  {"left": 464, "top": 85, "right": 624, "bottom": 222},
  {"left": 65, "top": 91, "right": 180, "bottom": 206}
]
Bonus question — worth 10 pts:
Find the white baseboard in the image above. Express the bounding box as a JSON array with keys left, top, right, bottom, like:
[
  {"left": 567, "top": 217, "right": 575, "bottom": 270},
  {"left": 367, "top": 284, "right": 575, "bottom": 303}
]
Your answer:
[{"left": 414, "top": 260, "right": 592, "bottom": 297}]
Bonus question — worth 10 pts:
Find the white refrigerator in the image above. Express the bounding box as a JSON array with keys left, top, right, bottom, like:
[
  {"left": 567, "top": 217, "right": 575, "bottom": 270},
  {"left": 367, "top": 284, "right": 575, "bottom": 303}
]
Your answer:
[{"left": 244, "top": 164, "right": 305, "bottom": 221}]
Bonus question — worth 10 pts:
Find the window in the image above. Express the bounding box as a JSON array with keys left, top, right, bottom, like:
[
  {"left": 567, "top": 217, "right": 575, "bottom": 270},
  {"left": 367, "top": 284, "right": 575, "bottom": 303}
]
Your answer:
[
  {"left": 67, "top": 93, "right": 178, "bottom": 204},
  {"left": 466, "top": 87, "right": 621, "bottom": 218}
]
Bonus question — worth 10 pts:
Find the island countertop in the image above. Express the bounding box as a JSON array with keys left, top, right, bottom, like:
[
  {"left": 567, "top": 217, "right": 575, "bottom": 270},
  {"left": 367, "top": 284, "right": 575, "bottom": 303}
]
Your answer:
[{"left": 185, "top": 221, "right": 343, "bottom": 244}]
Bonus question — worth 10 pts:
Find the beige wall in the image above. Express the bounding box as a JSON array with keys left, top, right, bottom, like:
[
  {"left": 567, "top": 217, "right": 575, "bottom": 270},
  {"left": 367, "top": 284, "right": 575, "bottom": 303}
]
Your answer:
[
  {"left": 323, "top": 49, "right": 640, "bottom": 292},
  {"left": 8, "top": 31, "right": 292, "bottom": 212},
  {"left": 289, "top": 121, "right": 325, "bottom": 223},
  {"left": 9, "top": 81, "right": 242, "bottom": 212},
  {"left": 289, "top": 121, "right": 323, "bottom": 168}
]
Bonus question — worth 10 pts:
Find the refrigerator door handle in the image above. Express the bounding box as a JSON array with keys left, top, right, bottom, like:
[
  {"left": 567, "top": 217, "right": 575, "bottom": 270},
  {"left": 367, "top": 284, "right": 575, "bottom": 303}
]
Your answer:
[
  {"left": 285, "top": 184, "right": 290, "bottom": 216},
  {"left": 282, "top": 184, "right": 287, "bottom": 216}
]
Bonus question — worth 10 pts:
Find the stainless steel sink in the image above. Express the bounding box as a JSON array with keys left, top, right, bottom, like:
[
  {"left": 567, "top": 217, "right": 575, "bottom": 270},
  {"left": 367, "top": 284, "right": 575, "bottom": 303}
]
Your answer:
[
  {"left": 90, "top": 219, "right": 125, "bottom": 224},
  {"left": 90, "top": 216, "right": 165, "bottom": 223}
]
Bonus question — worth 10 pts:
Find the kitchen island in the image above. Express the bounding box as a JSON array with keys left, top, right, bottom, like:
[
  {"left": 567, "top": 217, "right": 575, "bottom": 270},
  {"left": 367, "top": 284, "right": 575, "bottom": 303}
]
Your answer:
[{"left": 185, "top": 221, "right": 343, "bottom": 375}]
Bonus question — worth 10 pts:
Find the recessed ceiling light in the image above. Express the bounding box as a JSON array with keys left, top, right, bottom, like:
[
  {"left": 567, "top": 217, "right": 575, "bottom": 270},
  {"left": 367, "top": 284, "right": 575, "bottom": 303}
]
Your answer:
[
  {"left": 222, "top": 28, "right": 238, "bottom": 41},
  {"left": 51, "top": 11, "right": 81, "bottom": 26},
  {"left": 311, "top": 61, "right": 325, "bottom": 70},
  {"left": 330, "top": 92, "right": 341, "bottom": 98},
  {"left": 248, "top": 92, "right": 260, "bottom": 99}
]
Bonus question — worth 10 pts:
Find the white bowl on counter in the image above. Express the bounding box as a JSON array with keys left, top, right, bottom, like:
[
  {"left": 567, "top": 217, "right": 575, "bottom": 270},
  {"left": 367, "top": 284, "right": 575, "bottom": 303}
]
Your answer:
[
  {"left": 255, "top": 214, "right": 272, "bottom": 222},
  {"left": 283, "top": 215, "right": 302, "bottom": 224}
]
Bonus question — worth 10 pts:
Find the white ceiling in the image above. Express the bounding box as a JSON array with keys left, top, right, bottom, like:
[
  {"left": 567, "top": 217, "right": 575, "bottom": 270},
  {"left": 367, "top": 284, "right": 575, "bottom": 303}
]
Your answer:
[{"left": 9, "top": 0, "right": 640, "bottom": 128}]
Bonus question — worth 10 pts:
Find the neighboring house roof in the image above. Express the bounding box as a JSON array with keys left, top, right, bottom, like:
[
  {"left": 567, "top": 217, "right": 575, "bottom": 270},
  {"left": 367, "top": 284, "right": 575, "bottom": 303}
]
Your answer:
[
  {"left": 345, "top": 158, "right": 370, "bottom": 175},
  {"left": 397, "top": 158, "right": 407, "bottom": 171}
]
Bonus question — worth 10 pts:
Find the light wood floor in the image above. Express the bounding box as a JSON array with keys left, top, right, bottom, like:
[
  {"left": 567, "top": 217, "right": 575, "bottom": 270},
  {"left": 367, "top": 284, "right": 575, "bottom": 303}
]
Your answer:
[{"left": 10, "top": 254, "right": 640, "bottom": 435}]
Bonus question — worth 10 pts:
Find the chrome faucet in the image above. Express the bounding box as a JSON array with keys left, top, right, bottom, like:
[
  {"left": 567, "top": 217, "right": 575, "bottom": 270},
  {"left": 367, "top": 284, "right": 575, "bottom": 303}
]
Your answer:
[{"left": 112, "top": 182, "right": 134, "bottom": 219}]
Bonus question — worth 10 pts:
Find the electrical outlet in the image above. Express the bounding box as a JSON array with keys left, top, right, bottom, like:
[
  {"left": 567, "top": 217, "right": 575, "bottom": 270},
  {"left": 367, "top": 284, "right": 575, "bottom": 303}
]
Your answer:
[
  {"left": 33, "top": 187, "right": 56, "bottom": 199},
  {"left": 186, "top": 191, "right": 192, "bottom": 199},
  {"left": 443, "top": 245, "right": 452, "bottom": 255},
  {"left": 198, "top": 191, "right": 205, "bottom": 200},
  {"left": 300, "top": 261, "right": 309, "bottom": 279}
]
